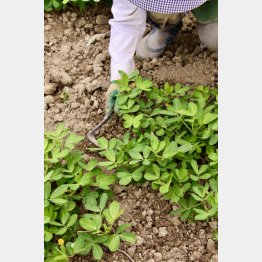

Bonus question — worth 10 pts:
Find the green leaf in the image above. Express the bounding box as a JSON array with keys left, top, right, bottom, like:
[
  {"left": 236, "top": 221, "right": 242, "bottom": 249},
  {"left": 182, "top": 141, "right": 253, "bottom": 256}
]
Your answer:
[
  {"left": 159, "top": 183, "right": 170, "bottom": 194},
  {"left": 44, "top": 182, "right": 51, "bottom": 200},
  {"left": 78, "top": 173, "right": 92, "bottom": 186},
  {"left": 50, "top": 185, "right": 68, "bottom": 199},
  {"left": 132, "top": 167, "right": 144, "bottom": 181},
  {"left": 66, "top": 214, "right": 78, "bottom": 227},
  {"left": 177, "top": 143, "right": 192, "bottom": 153},
  {"left": 119, "top": 176, "right": 132, "bottom": 185},
  {"left": 199, "top": 164, "right": 208, "bottom": 174},
  {"left": 144, "top": 172, "right": 159, "bottom": 181},
  {"left": 203, "top": 113, "right": 218, "bottom": 124},
  {"left": 191, "top": 160, "right": 199, "bottom": 174},
  {"left": 133, "top": 114, "right": 143, "bottom": 128},
  {"left": 92, "top": 244, "right": 103, "bottom": 260},
  {"left": 60, "top": 208, "right": 69, "bottom": 225},
  {"left": 108, "top": 235, "right": 120, "bottom": 252},
  {"left": 188, "top": 102, "right": 198, "bottom": 116},
  {"left": 143, "top": 146, "right": 150, "bottom": 159},
  {"left": 79, "top": 218, "right": 98, "bottom": 232},
  {"left": 99, "top": 193, "right": 108, "bottom": 211},
  {"left": 86, "top": 159, "right": 98, "bottom": 171},
  {"left": 152, "top": 164, "right": 160, "bottom": 177},
  {"left": 44, "top": 231, "right": 53, "bottom": 242},
  {"left": 195, "top": 211, "right": 209, "bottom": 220},
  {"left": 163, "top": 142, "right": 177, "bottom": 159},
  {"left": 180, "top": 209, "right": 191, "bottom": 220},
  {"left": 73, "top": 237, "right": 85, "bottom": 254},
  {"left": 123, "top": 114, "right": 133, "bottom": 128},
  {"left": 209, "top": 178, "right": 218, "bottom": 192},
  {"left": 176, "top": 109, "right": 192, "bottom": 116},
  {"left": 94, "top": 235, "right": 109, "bottom": 244},
  {"left": 104, "top": 149, "right": 116, "bottom": 162},
  {"left": 65, "top": 133, "right": 84, "bottom": 149},
  {"left": 120, "top": 232, "right": 136, "bottom": 243},
  {"left": 96, "top": 174, "right": 116, "bottom": 189},
  {"left": 142, "top": 159, "right": 150, "bottom": 165},
  {"left": 116, "top": 223, "right": 131, "bottom": 234},
  {"left": 200, "top": 173, "right": 212, "bottom": 179},
  {"left": 193, "top": 186, "right": 203, "bottom": 197},
  {"left": 50, "top": 198, "right": 68, "bottom": 205},
  {"left": 97, "top": 137, "right": 108, "bottom": 149},
  {"left": 209, "top": 134, "right": 218, "bottom": 145},
  {"left": 151, "top": 132, "right": 159, "bottom": 151},
  {"left": 56, "top": 226, "right": 67, "bottom": 235},
  {"left": 109, "top": 201, "right": 121, "bottom": 219},
  {"left": 129, "top": 150, "right": 143, "bottom": 160}
]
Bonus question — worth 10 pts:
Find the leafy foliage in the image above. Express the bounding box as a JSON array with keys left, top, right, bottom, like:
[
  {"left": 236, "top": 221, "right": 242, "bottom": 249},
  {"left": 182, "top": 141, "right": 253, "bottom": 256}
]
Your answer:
[
  {"left": 44, "top": 0, "right": 112, "bottom": 12},
  {"left": 44, "top": 124, "right": 135, "bottom": 261},
  {"left": 90, "top": 71, "right": 218, "bottom": 222}
]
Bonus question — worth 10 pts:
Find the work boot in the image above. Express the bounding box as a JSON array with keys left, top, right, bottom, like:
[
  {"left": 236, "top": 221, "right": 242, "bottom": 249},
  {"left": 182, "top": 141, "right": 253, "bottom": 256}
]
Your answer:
[
  {"left": 136, "top": 13, "right": 182, "bottom": 59},
  {"left": 136, "top": 28, "right": 170, "bottom": 59}
]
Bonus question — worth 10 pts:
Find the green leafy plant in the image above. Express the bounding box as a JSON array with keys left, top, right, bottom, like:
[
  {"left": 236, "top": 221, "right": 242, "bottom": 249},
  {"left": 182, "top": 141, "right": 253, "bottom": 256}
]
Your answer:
[
  {"left": 44, "top": 0, "right": 112, "bottom": 12},
  {"left": 44, "top": 124, "right": 135, "bottom": 261},
  {"left": 90, "top": 71, "right": 218, "bottom": 222}
]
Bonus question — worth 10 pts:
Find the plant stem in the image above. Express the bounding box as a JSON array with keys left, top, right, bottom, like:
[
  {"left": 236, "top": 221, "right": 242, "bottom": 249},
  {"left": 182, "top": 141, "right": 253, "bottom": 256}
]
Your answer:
[{"left": 118, "top": 249, "right": 134, "bottom": 262}]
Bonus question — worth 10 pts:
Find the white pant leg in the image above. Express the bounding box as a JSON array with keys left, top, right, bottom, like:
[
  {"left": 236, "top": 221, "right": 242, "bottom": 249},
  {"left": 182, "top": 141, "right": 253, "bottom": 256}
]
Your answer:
[
  {"left": 197, "top": 22, "right": 218, "bottom": 51},
  {"left": 109, "top": 0, "right": 147, "bottom": 81}
]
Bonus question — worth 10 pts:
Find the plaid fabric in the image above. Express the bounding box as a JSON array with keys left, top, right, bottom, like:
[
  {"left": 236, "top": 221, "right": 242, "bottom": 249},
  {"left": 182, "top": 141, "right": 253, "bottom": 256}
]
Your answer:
[{"left": 129, "top": 0, "right": 208, "bottom": 13}]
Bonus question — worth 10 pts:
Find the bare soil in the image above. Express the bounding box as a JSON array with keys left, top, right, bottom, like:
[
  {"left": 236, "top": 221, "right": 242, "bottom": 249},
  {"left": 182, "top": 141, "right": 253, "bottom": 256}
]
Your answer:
[{"left": 44, "top": 6, "right": 218, "bottom": 262}]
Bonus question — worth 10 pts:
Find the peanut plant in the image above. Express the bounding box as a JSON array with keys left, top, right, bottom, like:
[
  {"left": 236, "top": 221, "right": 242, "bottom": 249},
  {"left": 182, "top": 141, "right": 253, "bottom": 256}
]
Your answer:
[
  {"left": 90, "top": 71, "right": 218, "bottom": 221},
  {"left": 44, "top": 124, "right": 135, "bottom": 261}
]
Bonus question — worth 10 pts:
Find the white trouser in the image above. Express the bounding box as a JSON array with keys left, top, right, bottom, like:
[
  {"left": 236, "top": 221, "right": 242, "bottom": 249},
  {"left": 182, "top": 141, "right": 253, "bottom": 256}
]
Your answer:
[{"left": 109, "top": 0, "right": 146, "bottom": 81}]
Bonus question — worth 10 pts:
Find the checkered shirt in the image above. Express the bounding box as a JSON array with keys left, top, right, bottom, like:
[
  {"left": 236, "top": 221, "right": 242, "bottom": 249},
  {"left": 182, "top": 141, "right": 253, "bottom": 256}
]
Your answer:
[{"left": 128, "top": 0, "right": 208, "bottom": 13}]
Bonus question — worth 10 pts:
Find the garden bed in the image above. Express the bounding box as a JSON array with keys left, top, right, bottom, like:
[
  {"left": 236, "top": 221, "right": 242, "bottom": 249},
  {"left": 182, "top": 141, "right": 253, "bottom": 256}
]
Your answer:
[{"left": 44, "top": 6, "right": 218, "bottom": 262}]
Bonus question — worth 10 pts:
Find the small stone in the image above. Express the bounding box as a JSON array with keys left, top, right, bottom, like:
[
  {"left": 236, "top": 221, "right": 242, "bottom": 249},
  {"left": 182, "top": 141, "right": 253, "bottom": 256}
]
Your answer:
[
  {"left": 209, "top": 221, "right": 218, "bottom": 230},
  {"left": 210, "top": 254, "right": 218, "bottom": 262},
  {"left": 142, "top": 210, "right": 147, "bottom": 217},
  {"left": 96, "top": 15, "right": 108, "bottom": 25},
  {"left": 154, "top": 252, "right": 162, "bottom": 262},
  {"left": 64, "top": 28, "right": 73, "bottom": 36},
  {"left": 50, "top": 68, "right": 72, "bottom": 86},
  {"left": 93, "top": 100, "right": 99, "bottom": 108},
  {"left": 44, "top": 95, "right": 54, "bottom": 105},
  {"left": 211, "top": 52, "right": 218, "bottom": 60},
  {"left": 165, "top": 51, "right": 174, "bottom": 58},
  {"left": 113, "top": 185, "right": 125, "bottom": 194},
  {"left": 158, "top": 227, "right": 168, "bottom": 237},
  {"left": 136, "top": 236, "right": 144, "bottom": 246},
  {"left": 207, "top": 239, "right": 216, "bottom": 255},
  {"left": 147, "top": 209, "right": 153, "bottom": 215},
  {"left": 152, "top": 227, "right": 159, "bottom": 234},
  {"left": 74, "top": 83, "right": 86, "bottom": 95},
  {"left": 45, "top": 25, "right": 52, "bottom": 31},
  {"left": 127, "top": 246, "right": 136, "bottom": 257},
  {"left": 97, "top": 109, "right": 103, "bottom": 114},
  {"left": 168, "top": 215, "right": 181, "bottom": 226},
  {"left": 54, "top": 114, "right": 63, "bottom": 122},
  {"left": 71, "top": 102, "right": 80, "bottom": 109},
  {"left": 147, "top": 259, "right": 155, "bottom": 262},
  {"left": 44, "top": 83, "right": 57, "bottom": 95},
  {"left": 190, "top": 251, "right": 201, "bottom": 261}
]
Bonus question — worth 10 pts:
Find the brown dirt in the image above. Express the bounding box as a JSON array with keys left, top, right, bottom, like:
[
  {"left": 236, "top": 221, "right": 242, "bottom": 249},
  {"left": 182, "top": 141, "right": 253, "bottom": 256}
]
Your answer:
[{"left": 44, "top": 6, "right": 218, "bottom": 262}]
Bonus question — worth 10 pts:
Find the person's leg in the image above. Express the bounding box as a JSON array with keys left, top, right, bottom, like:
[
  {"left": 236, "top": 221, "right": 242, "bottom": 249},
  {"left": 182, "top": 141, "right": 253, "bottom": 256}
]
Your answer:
[
  {"left": 193, "top": 0, "right": 218, "bottom": 51},
  {"left": 197, "top": 22, "right": 218, "bottom": 51},
  {"left": 109, "top": 0, "right": 147, "bottom": 81},
  {"left": 136, "top": 12, "right": 183, "bottom": 59}
]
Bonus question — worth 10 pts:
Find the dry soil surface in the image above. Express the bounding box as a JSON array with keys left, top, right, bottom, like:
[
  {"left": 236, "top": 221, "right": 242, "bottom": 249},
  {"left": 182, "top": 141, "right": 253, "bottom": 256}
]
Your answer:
[{"left": 44, "top": 6, "right": 218, "bottom": 262}]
